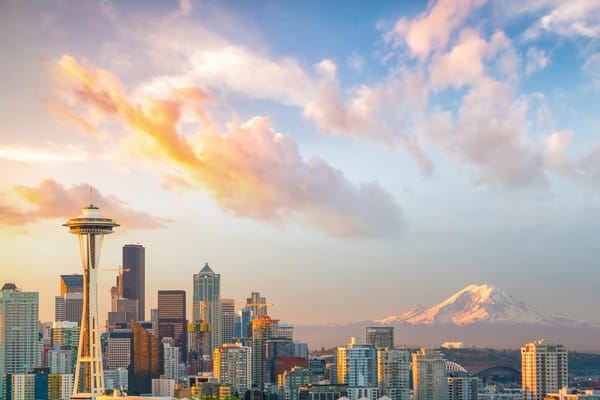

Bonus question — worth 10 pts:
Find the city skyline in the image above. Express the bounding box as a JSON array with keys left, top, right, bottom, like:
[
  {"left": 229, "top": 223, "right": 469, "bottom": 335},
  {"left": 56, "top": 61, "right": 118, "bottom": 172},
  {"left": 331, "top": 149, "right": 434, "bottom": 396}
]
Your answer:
[{"left": 2, "top": 0, "right": 600, "bottom": 327}]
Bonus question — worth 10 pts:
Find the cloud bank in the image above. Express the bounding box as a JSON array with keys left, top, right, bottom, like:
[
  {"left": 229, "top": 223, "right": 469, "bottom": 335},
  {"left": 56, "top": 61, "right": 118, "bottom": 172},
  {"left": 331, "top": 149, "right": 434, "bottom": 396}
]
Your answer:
[
  {"left": 53, "top": 55, "right": 403, "bottom": 237},
  {"left": 0, "top": 179, "right": 162, "bottom": 229}
]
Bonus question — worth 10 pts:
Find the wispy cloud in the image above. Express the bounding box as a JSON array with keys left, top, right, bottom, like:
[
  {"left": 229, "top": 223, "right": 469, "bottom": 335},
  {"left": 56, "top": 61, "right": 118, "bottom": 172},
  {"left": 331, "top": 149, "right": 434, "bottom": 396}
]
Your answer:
[
  {"left": 0, "top": 179, "right": 163, "bottom": 229},
  {"left": 53, "top": 55, "right": 404, "bottom": 237}
]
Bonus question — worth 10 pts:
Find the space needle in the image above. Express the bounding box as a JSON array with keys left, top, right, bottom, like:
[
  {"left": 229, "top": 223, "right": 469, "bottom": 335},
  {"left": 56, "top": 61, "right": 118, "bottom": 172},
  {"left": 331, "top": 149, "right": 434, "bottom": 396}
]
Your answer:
[{"left": 64, "top": 204, "right": 119, "bottom": 399}]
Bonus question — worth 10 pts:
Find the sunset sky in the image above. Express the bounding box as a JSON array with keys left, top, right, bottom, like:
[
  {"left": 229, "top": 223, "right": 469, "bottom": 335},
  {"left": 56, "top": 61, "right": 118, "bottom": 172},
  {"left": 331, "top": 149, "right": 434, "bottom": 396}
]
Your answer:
[{"left": 1, "top": 0, "right": 600, "bottom": 326}]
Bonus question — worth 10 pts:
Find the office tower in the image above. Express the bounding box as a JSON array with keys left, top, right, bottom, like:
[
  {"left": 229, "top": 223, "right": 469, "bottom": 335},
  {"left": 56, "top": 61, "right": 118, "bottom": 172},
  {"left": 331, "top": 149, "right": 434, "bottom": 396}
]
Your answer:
[
  {"left": 106, "top": 330, "right": 132, "bottom": 369},
  {"left": 214, "top": 343, "right": 252, "bottom": 396},
  {"left": 246, "top": 292, "right": 268, "bottom": 320},
  {"left": 377, "top": 348, "right": 410, "bottom": 400},
  {"left": 158, "top": 290, "right": 187, "bottom": 360},
  {"left": 54, "top": 274, "right": 84, "bottom": 325},
  {"left": 234, "top": 308, "right": 252, "bottom": 339},
  {"left": 308, "top": 358, "right": 326, "bottom": 380},
  {"left": 521, "top": 340, "right": 568, "bottom": 400},
  {"left": 278, "top": 324, "right": 294, "bottom": 340},
  {"left": 265, "top": 338, "right": 295, "bottom": 385},
  {"left": 366, "top": 327, "right": 394, "bottom": 349},
  {"left": 337, "top": 338, "right": 378, "bottom": 400},
  {"left": 193, "top": 263, "right": 222, "bottom": 356},
  {"left": 152, "top": 378, "right": 176, "bottom": 397},
  {"left": 298, "top": 384, "right": 349, "bottom": 400},
  {"left": 162, "top": 339, "right": 184, "bottom": 381},
  {"left": 64, "top": 293, "right": 84, "bottom": 325},
  {"left": 47, "top": 346, "right": 74, "bottom": 374},
  {"left": 64, "top": 204, "right": 119, "bottom": 398},
  {"left": 55, "top": 296, "right": 66, "bottom": 322},
  {"left": 0, "top": 283, "right": 39, "bottom": 395},
  {"left": 129, "top": 321, "right": 160, "bottom": 395},
  {"left": 279, "top": 367, "right": 317, "bottom": 400},
  {"left": 251, "top": 316, "right": 280, "bottom": 389},
  {"left": 222, "top": 298, "right": 235, "bottom": 344},
  {"left": 447, "top": 376, "right": 479, "bottom": 400},
  {"left": 48, "top": 373, "right": 74, "bottom": 400},
  {"left": 103, "top": 368, "right": 128, "bottom": 392},
  {"left": 122, "top": 244, "right": 145, "bottom": 321},
  {"left": 412, "top": 348, "right": 447, "bottom": 400}
]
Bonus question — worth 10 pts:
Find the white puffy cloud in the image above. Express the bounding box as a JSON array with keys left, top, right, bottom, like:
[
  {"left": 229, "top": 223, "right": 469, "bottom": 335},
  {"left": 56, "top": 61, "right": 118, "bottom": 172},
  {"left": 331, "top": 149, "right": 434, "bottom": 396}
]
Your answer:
[{"left": 525, "top": 47, "right": 549, "bottom": 75}]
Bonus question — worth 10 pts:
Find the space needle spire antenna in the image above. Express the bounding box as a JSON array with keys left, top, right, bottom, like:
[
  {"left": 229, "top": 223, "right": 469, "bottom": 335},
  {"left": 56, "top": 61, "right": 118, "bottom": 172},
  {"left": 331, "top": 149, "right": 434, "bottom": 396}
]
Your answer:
[{"left": 64, "top": 203, "right": 119, "bottom": 399}]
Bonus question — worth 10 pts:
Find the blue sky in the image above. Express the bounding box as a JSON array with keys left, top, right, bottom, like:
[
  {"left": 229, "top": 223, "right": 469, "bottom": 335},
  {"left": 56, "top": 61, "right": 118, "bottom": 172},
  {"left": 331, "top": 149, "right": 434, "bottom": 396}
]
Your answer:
[{"left": 1, "top": 0, "right": 600, "bottom": 326}]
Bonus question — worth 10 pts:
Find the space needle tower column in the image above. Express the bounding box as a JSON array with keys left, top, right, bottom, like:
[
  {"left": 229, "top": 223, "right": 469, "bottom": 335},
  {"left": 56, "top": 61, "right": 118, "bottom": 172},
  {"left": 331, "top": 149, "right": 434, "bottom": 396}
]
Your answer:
[{"left": 64, "top": 204, "right": 119, "bottom": 399}]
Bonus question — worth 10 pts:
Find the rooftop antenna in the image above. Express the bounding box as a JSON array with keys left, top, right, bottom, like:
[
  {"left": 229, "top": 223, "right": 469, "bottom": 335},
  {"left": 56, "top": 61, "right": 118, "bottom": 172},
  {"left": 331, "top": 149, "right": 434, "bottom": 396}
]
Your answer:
[{"left": 89, "top": 186, "right": 93, "bottom": 205}]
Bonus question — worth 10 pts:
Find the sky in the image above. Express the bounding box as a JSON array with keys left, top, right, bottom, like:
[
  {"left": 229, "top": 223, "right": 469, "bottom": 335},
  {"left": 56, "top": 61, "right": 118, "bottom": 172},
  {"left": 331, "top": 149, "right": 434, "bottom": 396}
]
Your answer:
[{"left": 1, "top": 0, "right": 600, "bottom": 328}]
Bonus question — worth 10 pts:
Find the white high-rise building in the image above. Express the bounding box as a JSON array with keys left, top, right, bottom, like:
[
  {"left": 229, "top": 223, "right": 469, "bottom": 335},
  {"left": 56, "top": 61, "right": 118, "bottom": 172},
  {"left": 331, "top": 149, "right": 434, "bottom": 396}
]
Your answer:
[
  {"left": 163, "top": 340, "right": 183, "bottom": 381},
  {"left": 0, "top": 283, "right": 39, "bottom": 395},
  {"left": 214, "top": 343, "right": 252, "bottom": 396},
  {"left": 47, "top": 347, "right": 74, "bottom": 374},
  {"left": 337, "top": 338, "right": 378, "bottom": 400},
  {"left": 412, "top": 348, "right": 447, "bottom": 400},
  {"left": 522, "top": 340, "right": 568, "bottom": 400},
  {"left": 377, "top": 348, "right": 410, "bottom": 400}
]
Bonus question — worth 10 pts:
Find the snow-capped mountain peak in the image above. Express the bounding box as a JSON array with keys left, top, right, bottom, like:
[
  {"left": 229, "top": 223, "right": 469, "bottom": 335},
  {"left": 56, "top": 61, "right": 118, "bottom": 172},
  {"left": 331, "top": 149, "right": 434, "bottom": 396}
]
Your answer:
[{"left": 377, "top": 284, "right": 557, "bottom": 326}]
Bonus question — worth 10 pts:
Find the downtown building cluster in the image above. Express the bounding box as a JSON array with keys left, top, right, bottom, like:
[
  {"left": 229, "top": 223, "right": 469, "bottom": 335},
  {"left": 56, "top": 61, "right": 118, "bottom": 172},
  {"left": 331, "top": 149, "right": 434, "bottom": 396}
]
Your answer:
[{"left": 0, "top": 244, "right": 598, "bottom": 399}]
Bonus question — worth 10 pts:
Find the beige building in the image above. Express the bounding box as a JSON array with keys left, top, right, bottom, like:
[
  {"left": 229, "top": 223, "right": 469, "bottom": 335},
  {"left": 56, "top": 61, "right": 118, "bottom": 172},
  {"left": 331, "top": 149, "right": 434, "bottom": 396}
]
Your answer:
[{"left": 522, "top": 340, "right": 568, "bottom": 400}]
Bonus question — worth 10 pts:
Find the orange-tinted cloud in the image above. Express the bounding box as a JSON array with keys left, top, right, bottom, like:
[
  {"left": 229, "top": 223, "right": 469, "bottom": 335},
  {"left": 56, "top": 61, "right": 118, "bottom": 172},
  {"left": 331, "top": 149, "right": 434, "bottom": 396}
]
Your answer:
[
  {"left": 54, "top": 55, "right": 403, "bottom": 237},
  {"left": 0, "top": 179, "right": 163, "bottom": 229}
]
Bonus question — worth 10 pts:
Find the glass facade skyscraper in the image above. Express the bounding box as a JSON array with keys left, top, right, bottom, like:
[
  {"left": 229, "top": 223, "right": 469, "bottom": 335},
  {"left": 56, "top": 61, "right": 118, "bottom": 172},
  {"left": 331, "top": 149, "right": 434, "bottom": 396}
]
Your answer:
[{"left": 193, "top": 263, "right": 222, "bottom": 357}]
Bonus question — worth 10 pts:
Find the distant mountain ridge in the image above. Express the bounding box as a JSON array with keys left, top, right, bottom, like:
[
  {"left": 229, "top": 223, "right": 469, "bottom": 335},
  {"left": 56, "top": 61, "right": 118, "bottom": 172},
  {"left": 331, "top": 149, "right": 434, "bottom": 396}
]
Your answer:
[
  {"left": 376, "top": 284, "right": 575, "bottom": 326},
  {"left": 294, "top": 284, "right": 600, "bottom": 351}
]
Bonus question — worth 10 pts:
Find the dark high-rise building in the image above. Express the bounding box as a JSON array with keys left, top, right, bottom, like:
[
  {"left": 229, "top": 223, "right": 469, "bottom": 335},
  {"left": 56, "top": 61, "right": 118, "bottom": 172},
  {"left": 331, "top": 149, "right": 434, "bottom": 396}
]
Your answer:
[
  {"left": 55, "top": 275, "right": 83, "bottom": 324},
  {"left": 129, "top": 321, "right": 160, "bottom": 395},
  {"left": 251, "top": 315, "right": 279, "bottom": 389},
  {"left": 122, "top": 244, "right": 145, "bottom": 321},
  {"left": 366, "top": 327, "right": 394, "bottom": 349},
  {"left": 158, "top": 290, "right": 187, "bottom": 360},
  {"left": 246, "top": 292, "right": 268, "bottom": 320}
]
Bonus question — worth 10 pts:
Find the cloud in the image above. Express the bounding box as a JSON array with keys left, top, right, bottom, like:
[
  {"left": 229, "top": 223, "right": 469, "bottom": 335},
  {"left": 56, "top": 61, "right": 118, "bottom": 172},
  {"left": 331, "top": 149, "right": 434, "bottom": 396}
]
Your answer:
[
  {"left": 524, "top": 0, "right": 600, "bottom": 39},
  {"left": 389, "top": 0, "right": 485, "bottom": 59},
  {"left": 525, "top": 47, "right": 549, "bottom": 75},
  {"left": 0, "top": 145, "right": 87, "bottom": 163},
  {"left": 303, "top": 60, "right": 434, "bottom": 175},
  {"left": 53, "top": 55, "right": 404, "bottom": 237},
  {"left": 543, "top": 130, "right": 574, "bottom": 174},
  {"left": 137, "top": 45, "right": 316, "bottom": 107},
  {"left": 0, "top": 179, "right": 163, "bottom": 229},
  {"left": 583, "top": 53, "right": 600, "bottom": 89},
  {"left": 426, "top": 77, "right": 547, "bottom": 188}
]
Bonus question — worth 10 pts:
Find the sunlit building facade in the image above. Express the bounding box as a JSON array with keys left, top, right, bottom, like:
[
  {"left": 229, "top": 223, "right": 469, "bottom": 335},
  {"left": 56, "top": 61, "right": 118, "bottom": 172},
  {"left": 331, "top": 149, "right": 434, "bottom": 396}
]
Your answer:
[{"left": 522, "top": 340, "right": 568, "bottom": 400}]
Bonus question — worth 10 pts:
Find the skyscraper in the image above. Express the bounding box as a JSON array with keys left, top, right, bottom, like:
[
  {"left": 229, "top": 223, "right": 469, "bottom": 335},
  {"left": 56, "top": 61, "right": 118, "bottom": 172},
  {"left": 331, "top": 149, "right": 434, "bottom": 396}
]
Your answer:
[
  {"left": 213, "top": 343, "right": 252, "bottom": 396},
  {"left": 521, "top": 340, "right": 568, "bottom": 400},
  {"left": 377, "top": 348, "right": 410, "bottom": 400},
  {"left": 221, "top": 298, "right": 235, "bottom": 345},
  {"left": 122, "top": 244, "right": 145, "bottom": 321},
  {"left": 0, "top": 283, "right": 39, "bottom": 395},
  {"left": 366, "top": 327, "right": 394, "bottom": 349},
  {"left": 55, "top": 274, "right": 83, "bottom": 324},
  {"left": 129, "top": 321, "right": 160, "bottom": 395},
  {"left": 251, "top": 316, "right": 279, "bottom": 389},
  {"left": 336, "top": 338, "right": 377, "bottom": 393},
  {"left": 158, "top": 290, "right": 187, "bottom": 360},
  {"left": 412, "top": 348, "right": 446, "bottom": 400},
  {"left": 246, "top": 292, "right": 268, "bottom": 320},
  {"left": 193, "top": 263, "right": 222, "bottom": 356}
]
